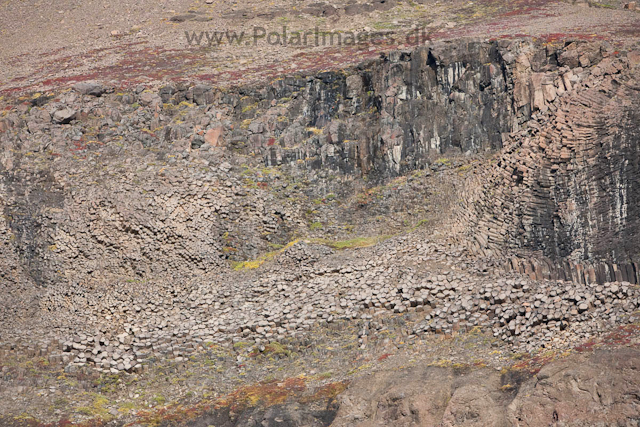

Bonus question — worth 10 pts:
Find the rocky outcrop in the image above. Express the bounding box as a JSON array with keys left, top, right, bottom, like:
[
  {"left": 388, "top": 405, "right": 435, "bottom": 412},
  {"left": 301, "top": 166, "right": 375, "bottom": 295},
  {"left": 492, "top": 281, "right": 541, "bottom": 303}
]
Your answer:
[
  {"left": 0, "top": 38, "right": 514, "bottom": 289},
  {"left": 258, "top": 40, "right": 514, "bottom": 176},
  {"left": 0, "top": 35, "right": 639, "bottom": 373},
  {"left": 2, "top": 37, "right": 640, "bottom": 426},
  {"left": 0, "top": 38, "right": 605, "bottom": 290},
  {"left": 4, "top": 230, "right": 640, "bottom": 375},
  {"left": 455, "top": 42, "right": 640, "bottom": 283},
  {"left": 332, "top": 347, "right": 640, "bottom": 427}
]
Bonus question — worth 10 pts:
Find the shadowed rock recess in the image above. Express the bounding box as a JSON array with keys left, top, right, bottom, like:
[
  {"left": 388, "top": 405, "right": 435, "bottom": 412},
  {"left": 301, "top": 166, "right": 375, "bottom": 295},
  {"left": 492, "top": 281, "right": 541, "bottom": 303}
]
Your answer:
[{"left": 2, "top": 36, "right": 640, "bottom": 426}]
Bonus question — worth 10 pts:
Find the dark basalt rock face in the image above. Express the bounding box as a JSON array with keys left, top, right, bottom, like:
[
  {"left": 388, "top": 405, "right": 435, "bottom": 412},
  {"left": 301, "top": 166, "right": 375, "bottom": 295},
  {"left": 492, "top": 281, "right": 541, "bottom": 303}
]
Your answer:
[
  {"left": 184, "top": 402, "right": 339, "bottom": 427},
  {"left": 531, "top": 102, "right": 640, "bottom": 263},
  {"left": 2, "top": 38, "right": 640, "bottom": 426},
  {"left": 455, "top": 46, "right": 640, "bottom": 282},
  {"left": 243, "top": 40, "right": 517, "bottom": 178}
]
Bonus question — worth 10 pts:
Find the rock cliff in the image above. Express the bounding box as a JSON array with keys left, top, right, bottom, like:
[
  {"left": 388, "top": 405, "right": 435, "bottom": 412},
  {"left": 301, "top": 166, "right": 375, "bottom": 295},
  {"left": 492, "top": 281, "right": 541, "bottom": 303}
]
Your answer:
[{"left": 2, "top": 35, "right": 640, "bottom": 426}]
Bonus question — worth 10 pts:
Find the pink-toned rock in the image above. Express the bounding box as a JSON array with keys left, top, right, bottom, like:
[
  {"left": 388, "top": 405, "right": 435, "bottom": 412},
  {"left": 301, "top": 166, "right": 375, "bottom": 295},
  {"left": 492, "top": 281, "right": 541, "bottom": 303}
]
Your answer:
[
  {"left": 562, "top": 72, "right": 573, "bottom": 92},
  {"left": 138, "top": 92, "right": 160, "bottom": 107},
  {"left": 628, "top": 50, "right": 640, "bottom": 67},
  {"left": 555, "top": 76, "right": 566, "bottom": 96},
  {"left": 624, "top": 2, "right": 637, "bottom": 10},
  {"left": 542, "top": 80, "right": 557, "bottom": 103},
  {"left": 579, "top": 54, "right": 590, "bottom": 68},
  {"left": 16, "top": 103, "right": 30, "bottom": 114},
  {"left": 204, "top": 126, "right": 224, "bottom": 147},
  {"left": 513, "top": 80, "right": 531, "bottom": 108},
  {"left": 173, "top": 138, "right": 190, "bottom": 152},
  {"left": 530, "top": 73, "right": 547, "bottom": 112}
]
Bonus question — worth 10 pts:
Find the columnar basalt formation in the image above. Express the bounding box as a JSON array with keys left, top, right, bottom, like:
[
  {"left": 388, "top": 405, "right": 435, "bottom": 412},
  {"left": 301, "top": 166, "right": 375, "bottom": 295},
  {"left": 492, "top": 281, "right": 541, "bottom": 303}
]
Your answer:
[
  {"left": 455, "top": 42, "right": 640, "bottom": 284},
  {"left": 0, "top": 40, "right": 565, "bottom": 284},
  {"left": 0, "top": 38, "right": 521, "bottom": 290},
  {"left": 259, "top": 40, "right": 515, "bottom": 175},
  {"left": 1, "top": 35, "right": 640, "bottom": 425}
]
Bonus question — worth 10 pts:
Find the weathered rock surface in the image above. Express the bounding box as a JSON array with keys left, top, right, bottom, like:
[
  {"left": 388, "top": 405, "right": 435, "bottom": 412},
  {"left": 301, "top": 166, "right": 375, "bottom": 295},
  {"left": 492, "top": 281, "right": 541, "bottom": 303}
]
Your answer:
[
  {"left": 0, "top": 38, "right": 639, "bottom": 368},
  {"left": 1, "top": 37, "right": 640, "bottom": 426},
  {"left": 456, "top": 43, "right": 640, "bottom": 283},
  {"left": 332, "top": 347, "right": 640, "bottom": 427},
  {"left": 2, "top": 38, "right": 638, "bottom": 292}
]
